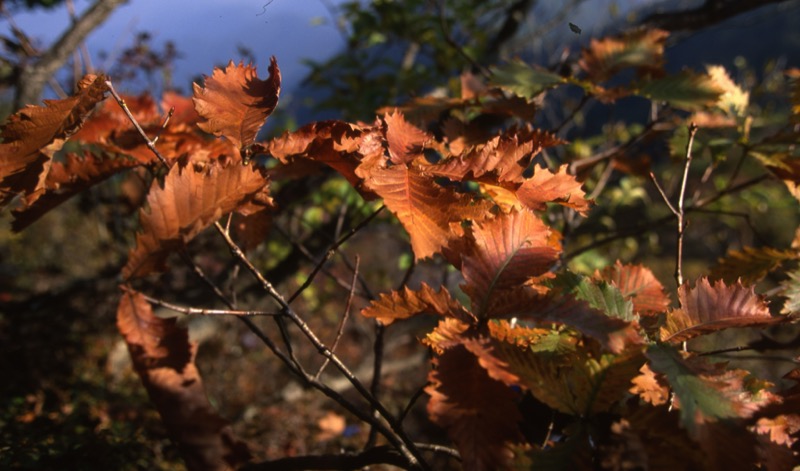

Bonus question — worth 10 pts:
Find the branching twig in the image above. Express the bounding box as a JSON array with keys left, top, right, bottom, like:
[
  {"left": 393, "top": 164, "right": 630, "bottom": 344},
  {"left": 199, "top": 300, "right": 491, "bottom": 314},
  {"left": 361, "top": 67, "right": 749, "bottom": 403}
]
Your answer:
[
  {"left": 104, "top": 79, "right": 170, "bottom": 167},
  {"left": 676, "top": 122, "right": 699, "bottom": 288},
  {"left": 315, "top": 256, "right": 360, "bottom": 380}
]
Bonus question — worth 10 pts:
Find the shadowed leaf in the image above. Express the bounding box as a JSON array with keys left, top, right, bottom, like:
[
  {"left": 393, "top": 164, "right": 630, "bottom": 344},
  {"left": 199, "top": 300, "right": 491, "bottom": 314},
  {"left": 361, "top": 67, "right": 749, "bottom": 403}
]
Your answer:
[
  {"left": 490, "top": 60, "right": 565, "bottom": 99},
  {"left": 193, "top": 58, "right": 280, "bottom": 150},
  {"left": 579, "top": 28, "right": 669, "bottom": 82},
  {"left": 639, "top": 70, "right": 724, "bottom": 110},
  {"left": 426, "top": 345, "right": 523, "bottom": 471},
  {"left": 117, "top": 290, "right": 250, "bottom": 470},
  {"left": 710, "top": 246, "right": 797, "bottom": 284}
]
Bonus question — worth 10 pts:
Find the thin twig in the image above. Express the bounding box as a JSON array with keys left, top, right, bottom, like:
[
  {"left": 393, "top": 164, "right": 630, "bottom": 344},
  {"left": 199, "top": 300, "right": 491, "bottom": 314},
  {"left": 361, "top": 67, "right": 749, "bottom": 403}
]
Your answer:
[
  {"left": 432, "top": 0, "right": 491, "bottom": 77},
  {"left": 104, "top": 79, "right": 170, "bottom": 167},
  {"left": 649, "top": 171, "right": 679, "bottom": 216},
  {"left": 676, "top": 122, "right": 699, "bottom": 288},
  {"left": 141, "top": 293, "right": 280, "bottom": 317},
  {"left": 152, "top": 106, "right": 174, "bottom": 145},
  {"left": 315, "top": 256, "right": 360, "bottom": 380},
  {"left": 213, "top": 220, "right": 428, "bottom": 470},
  {"left": 399, "top": 384, "right": 428, "bottom": 424}
]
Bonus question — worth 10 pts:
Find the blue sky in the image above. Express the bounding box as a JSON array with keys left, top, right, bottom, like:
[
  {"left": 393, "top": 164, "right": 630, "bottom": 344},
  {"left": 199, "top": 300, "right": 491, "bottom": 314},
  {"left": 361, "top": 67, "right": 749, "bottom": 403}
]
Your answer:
[{"left": 4, "top": 0, "right": 347, "bottom": 95}]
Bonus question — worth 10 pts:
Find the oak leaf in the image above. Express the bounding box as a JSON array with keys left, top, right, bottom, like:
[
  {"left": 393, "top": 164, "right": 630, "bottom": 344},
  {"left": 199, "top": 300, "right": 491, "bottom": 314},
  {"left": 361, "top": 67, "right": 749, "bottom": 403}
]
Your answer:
[
  {"left": 117, "top": 290, "right": 250, "bottom": 470},
  {"left": 123, "top": 157, "right": 272, "bottom": 279},
  {"left": 0, "top": 74, "right": 108, "bottom": 206},
  {"left": 193, "top": 58, "right": 280, "bottom": 150},
  {"left": 660, "top": 278, "right": 783, "bottom": 344},
  {"left": 426, "top": 345, "right": 523, "bottom": 471}
]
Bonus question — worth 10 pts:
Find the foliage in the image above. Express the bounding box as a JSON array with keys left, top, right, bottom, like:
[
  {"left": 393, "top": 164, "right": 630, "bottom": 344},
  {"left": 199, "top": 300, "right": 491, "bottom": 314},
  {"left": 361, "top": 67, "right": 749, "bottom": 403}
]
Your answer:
[{"left": 1, "top": 21, "right": 800, "bottom": 471}]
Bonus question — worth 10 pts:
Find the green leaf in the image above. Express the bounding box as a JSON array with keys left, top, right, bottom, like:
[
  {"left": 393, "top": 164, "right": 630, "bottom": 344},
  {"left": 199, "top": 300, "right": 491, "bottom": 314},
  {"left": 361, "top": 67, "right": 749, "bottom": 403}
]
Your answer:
[
  {"left": 490, "top": 60, "right": 565, "bottom": 99},
  {"left": 646, "top": 344, "right": 738, "bottom": 431},
  {"left": 639, "top": 71, "right": 723, "bottom": 110},
  {"left": 551, "top": 272, "right": 635, "bottom": 321},
  {"left": 780, "top": 269, "right": 800, "bottom": 314}
]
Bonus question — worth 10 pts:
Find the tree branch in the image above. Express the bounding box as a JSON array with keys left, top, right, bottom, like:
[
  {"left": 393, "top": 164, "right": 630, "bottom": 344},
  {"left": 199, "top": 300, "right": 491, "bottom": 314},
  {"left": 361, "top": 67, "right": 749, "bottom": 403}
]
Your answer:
[{"left": 639, "top": 0, "right": 792, "bottom": 33}]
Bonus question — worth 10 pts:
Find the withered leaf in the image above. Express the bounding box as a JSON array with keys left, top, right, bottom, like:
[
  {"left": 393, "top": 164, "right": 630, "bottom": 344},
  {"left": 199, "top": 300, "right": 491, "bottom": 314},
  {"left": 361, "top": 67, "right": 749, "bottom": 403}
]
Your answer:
[
  {"left": 123, "top": 158, "right": 272, "bottom": 279},
  {"left": 360, "top": 282, "right": 473, "bottom": 325},
  {"left": 595, "top": 261, "right": 671, "bottom": 316},
  {"left": 117, "top": 290, "right": 250, "bottom": 470},
  {"left": 193, "top": 58, "right": 280, "bottom": 150},
  {"left": 516, "top": 164, "right": 592, "bottom": 215}
]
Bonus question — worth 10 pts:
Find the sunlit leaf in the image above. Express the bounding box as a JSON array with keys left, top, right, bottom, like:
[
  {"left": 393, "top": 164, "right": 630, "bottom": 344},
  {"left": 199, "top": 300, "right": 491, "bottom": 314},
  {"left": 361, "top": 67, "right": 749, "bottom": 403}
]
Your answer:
[
  {"left": 117, "top": 290, "right": 250, "bottom": 469},
  {"left": 579, "top": 28, "right": 669, "bottom": 82},
  {"left": 193, "top": 58, "right": 280, "bottom": 150},
  {"left": 660, "top": 278, "right": 784, "bottom": 343},
  {"left": 706, "top": 65, "right": 749, "bottom": 118},
  {"left": 629, "top": 364, "right": 670, "bottom": 406},
  {"left": 639, "top": 70, "right": 724, "bottom": 110},
  {"left": 516, "top": 165, "right": 592, "bottom": 215},
  {"left": 384, "top": 110, "right": 431, "bottom": 164},
  {"left": 123, "top": 157, "right": 272, "bottom": 279},
  {"left": 0, "top": 74, "right": 108, "bottom": 206},
  {"left": 360, "top": 282, "right": 473, "bottom": 325}
]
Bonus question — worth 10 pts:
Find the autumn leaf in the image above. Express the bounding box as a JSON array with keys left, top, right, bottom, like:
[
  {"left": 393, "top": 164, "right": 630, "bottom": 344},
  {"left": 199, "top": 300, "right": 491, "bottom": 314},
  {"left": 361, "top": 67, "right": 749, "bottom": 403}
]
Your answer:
[
  {"left": 360, "top": 159, "right": 492, "bottom": 260},
  {"left": 384, "top": 110, "right": 431, "bottom": 164},
  {"left": 579, "top": 28, "right": 669, "bottom": 82},
  {"left": 490, "top": 60, "right": 565, "bottom": 99},
  {"left": 426, "top": 345, "right": 523, "bottom": 471},
  {"left": 12, "top": 151, "right": 139, "bottom": 232},
  {"left": 0, "top": 74, "right": 108, "bottom": 206},
  {"left": 193, "top": 57, "right": 281, "bottom": 150},
  {"left": 710, "top": 246, "right": 797, "bottom": 284},
  {"left": 595, "top": 261, "right": 671, "bottom": 316},
  {"left": 459, "top": 208, "right": 561, "bottom": 317},
  {"left": 516, "top": 165, "right": 592, "bottom": 215},
  {"left": 117, "top": 290, "right": 250, "bottom": 470},
  {"left": 123, "top": 157, "right": 272, "bottom": 279},
  {"left": 629, "top": 363, "right": 670, "bottom": 406},
  {"left": 660, "top": 278, "right": 785, "bottom": 344},
  {"left": 360, "top": 282, "right": 474, "bottom": 325}
]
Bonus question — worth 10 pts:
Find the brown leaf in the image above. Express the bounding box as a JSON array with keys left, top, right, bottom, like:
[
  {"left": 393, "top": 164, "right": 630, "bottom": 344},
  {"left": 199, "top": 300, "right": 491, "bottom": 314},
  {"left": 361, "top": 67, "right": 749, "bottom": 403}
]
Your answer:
[
  {"left": 123, "top": 158, "right": 272, "bottom": 279},
  {"left": 710, "top": 246, "right": 797, "bottom": 284},
  {"left": 660, "top": 278, "right": 783, "bottom": 344},
  {"left": 595, "top": 261, "right": 671, "bottom": 316},
  {"left": 516, "top": 164, "right": 592, "bottom": 215},
  {"left": 384, "top": 110, "right": 431, "bottom": 164},
  {"left": 579, "top": 28, "right": 669, "bottom": 82},
  {"left": 12, "top": 151, "right": 139, "bottom": 232},
  {"left": 360, "top": 282, "right": 474, "bottom": 325},
  {"left": 426, "top": 345, "right": 523, "bottom": 471},
  {"left": 423, "top": 317, "right": 472, "bottom": 354},
  {"left": 0, "top": 74, "right": 108, "bottom": 206},
  {"left": 193, "top": 58, "right": 280, "bottom": 150},
  {"left": 360, "top": 159, "right": 492, "bottom": 260},
  {"left": 117, "top": 290, "right": 250, "bottom": 470},
  {"left": 629, "top": 363, "right": 669, "bottom": 406},
  {"left": 459, "top": 209, "right": 561, "bottom": 317}
]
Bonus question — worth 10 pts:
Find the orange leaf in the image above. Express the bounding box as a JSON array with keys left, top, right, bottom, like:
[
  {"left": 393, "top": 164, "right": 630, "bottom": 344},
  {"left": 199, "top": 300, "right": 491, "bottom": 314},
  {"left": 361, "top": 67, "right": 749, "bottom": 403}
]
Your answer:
[
  {"left": 424, "top": 128, "right": 563, "bottom": 183},
  {"left": 459, "top": 209, "right": 561, "bottom": 317},
  {"left": 629, "top": 363, "right": 669, "bottom": 406},
  {"left": 123, "top": 158, "right": 272, "bottom": 279},
  {"left": 423, "top": 317, "right": 472, "bottom": 354},
  {"left": 579, "top": 28, "right": 669, "bottom": 82},
  {"left": 360, "top": 160, "right": 492, "bottom": 260},
  {"left": 193, "top": 58, "right": 280, "bottom": 150},
  {"left": 12, "top": 151, "right": 138, "bottom": 232},
  {"left": 595, "top": 261, "right": 671, "bottom": 316},
  {"left": 516, "top": 164, "right": 592, "bottom": 215},
  {"left": 0, "top": 74, "right": 108, "bottom": 206},
  {"left": 426, "top": 345, "right": 523, "bottom": 470},
  {"left": 360, "top": 282, "right": 474, "bottom": 325},
  {"left": 660, "top": 278, "right": 783, "bottom": 344},
  {"left": 384, "top": 110, "right": 431, "bottom": 164},
  {"left": 117, "top": 290, "right": 250, "bottom": 469}
]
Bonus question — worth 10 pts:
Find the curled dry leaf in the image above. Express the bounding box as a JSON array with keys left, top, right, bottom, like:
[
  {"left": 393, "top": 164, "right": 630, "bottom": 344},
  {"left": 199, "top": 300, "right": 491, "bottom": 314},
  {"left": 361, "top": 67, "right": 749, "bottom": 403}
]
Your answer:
[
  {"left": 660, "top": 278, "right": 785, "bottom": 344},
  {"left": 193, "top": 57, "right": 281, "bottom": 150},
  {"left": 117, "top": 290, "right": 250, "bottom": 470},
  {"left": 123, "top": 157, "right": 272, "bottom": 279},
  {"left": 360, "top": 282, "right": 474, "bottom": 325},
  {"left": 426, "top": 345, "right": 523, "bottom": 471},
  {"left": 0, "top": 74, "right": 108, "bottom": 206}
]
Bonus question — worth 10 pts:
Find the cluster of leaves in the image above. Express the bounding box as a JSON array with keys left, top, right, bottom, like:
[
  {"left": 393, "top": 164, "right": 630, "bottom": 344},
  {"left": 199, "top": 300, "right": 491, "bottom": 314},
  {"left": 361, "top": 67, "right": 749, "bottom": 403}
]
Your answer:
[{"left": 1, "top": 26, "right": 800, "bottom": 470}]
